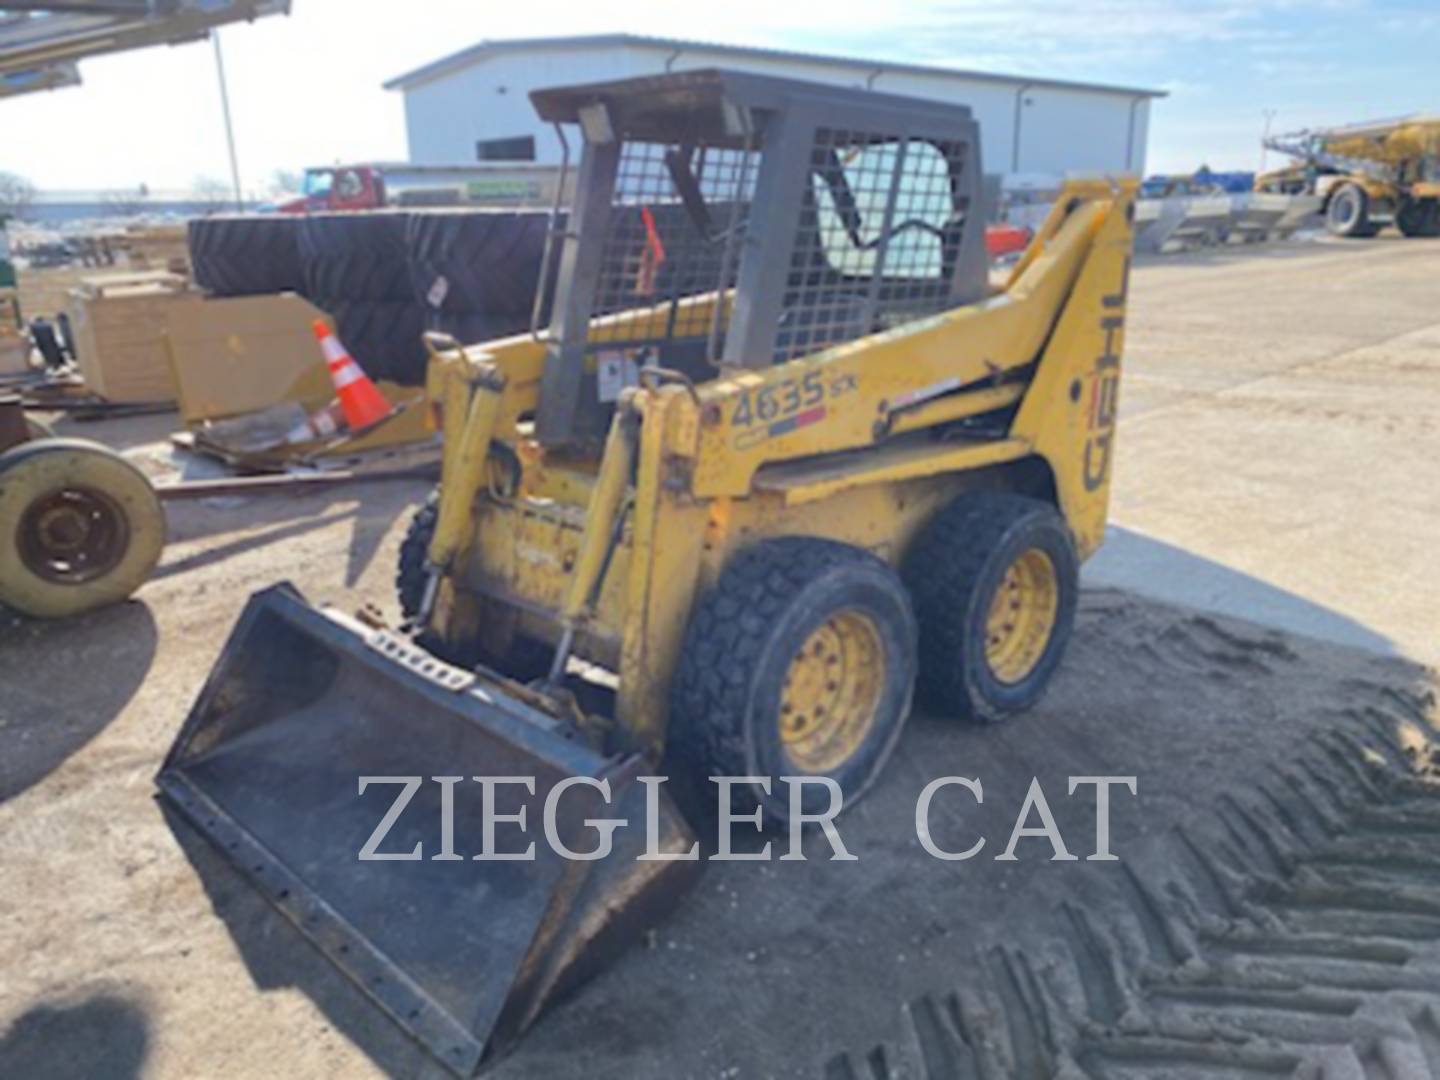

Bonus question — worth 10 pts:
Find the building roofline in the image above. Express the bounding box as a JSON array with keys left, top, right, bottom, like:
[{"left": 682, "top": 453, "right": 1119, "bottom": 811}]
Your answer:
[{"left": 383, "top": 32, "right": 1166, "bottom": 100}]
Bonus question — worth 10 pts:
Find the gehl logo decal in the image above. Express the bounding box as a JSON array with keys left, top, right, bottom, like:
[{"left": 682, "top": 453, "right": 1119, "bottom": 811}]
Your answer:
[{"left": 1083, "top": 255, "right": 1131, "bottom": 492}]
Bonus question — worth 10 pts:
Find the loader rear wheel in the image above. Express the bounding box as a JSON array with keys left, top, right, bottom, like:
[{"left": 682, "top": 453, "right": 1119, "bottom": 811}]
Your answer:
[
  {"left": 903, "top": 493, "right": 1077, "bottom": 723},
  {"left": 0, "top": 438, "right": 165, "bottom": 618},
  {"left": 670, "top": 537, "right": 917, "bottom": 826},
  {"left": 1326, "top": 184, "right": 1379, "bottom": 238}
]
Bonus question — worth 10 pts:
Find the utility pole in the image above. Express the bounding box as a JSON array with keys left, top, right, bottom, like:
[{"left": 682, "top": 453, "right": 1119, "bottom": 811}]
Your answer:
[
  {"left": 212, "top": 30, "right": 244, "bottom": 211},
  {"left": 1260, "top": 109, "right": 1277, "bottom": 174}
]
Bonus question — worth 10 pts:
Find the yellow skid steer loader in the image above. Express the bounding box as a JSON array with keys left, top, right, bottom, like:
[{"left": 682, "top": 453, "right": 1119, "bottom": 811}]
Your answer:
[{"left": 158, "top": 69, "right": 1135, "bottom": 1073}]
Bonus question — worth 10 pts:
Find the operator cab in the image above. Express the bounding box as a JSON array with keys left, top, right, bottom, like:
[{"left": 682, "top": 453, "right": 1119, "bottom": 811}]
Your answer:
[{"left": 528, "top": 69, "right": 988, "bottom": 448}]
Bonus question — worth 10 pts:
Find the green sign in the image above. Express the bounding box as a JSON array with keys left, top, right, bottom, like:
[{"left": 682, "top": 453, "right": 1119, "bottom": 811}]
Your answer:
[{"left": 464, "top": 178, "right": 542, "bottom": 204}]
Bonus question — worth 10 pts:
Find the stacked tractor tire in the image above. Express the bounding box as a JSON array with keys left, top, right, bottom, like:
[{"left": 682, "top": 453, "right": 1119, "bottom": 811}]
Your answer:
[
  {"left": 188, "top": 214, "right": 304, "bottom": 297},
  {"left": 188, "top": 209, "right": 557, "bottom": 386},
  {"left": 407, "top": 209, "right": 559, "bottom": 350},
  {"left": 298, "top": 213, "right": 425, "bottom": 385}
]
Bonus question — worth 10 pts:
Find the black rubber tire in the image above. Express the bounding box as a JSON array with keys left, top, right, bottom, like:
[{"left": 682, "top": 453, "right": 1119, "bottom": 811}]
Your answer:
[
  {"left": 407, "top": 210, "right": 557, "bottom": 319},
  {"left": 1325, "top": 184, "right": 1379, "bottom": 238},
  {"left": 188, "top": 215, "right": 303, "bottom": 296},
  {"left": 425, "top": 308, "right": 530, "bottom": 347},
  {"left": 1396, "top": 199, "right": 1440, "bottom": 238},
  {"left": 902, "top": 492, "right": 1078, "bottom": 723},
  {"left": 396, "top": 489, "right": 438, "bottom": 622},
  {"left": 29, "top": 318, "right": 65, "bottom": 370},
  {"left": 0, "top": 438, "right": 165, "bottom": 618},
  {"left": 299, "top": 212, "right": 414, "bottom": 303},
  {"left": 669, "top": 537, "right": 917, "bottom": 826},
  {"left": 327, "top": 301, "right": 428, "bottom": 386}
]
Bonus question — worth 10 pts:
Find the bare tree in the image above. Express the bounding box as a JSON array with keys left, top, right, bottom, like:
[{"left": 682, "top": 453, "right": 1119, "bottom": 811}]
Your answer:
[
  {"left": 0, "top": 172, "right": 36, "bottom": 219},
  {"left": 270, "top": 168, "right": 302, "bottom": 196},
  {"left": 101, "top": 187, "right": 146, "bottom": 218},
  {"left": 191, "top": 175, "right": 233, "bottom": 215}
]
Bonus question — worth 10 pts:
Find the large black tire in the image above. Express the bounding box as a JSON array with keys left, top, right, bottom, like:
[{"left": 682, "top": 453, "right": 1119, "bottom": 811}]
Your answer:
[
  {"left": 1325, "top": 184, "right": 1380, "bottom": 238},
  {"left": 0, "top": 438, "right": 165, "bottom": 618},
  {"left": 902, "top": 493, "right": 1078, "bottom": 723},
  {"left": 425, "top": 308, "right": 529, "bottom": 348},
  {"left": 188, "top": 215, "right": 303, "bottom": 296},
  {"left": 1396, "top": 199, "right": 1440, "bottom": 238},
  {"left": 669, "top": 537, "right": 917, "bottom": 826},
  {"left": 407, "top": 210, "right": 557, "bottom": 319},
  {"left": 396, "top": 489, "right": 438, "bottom": 622},
  {"left": 299, "top": 212, "right": 414, "bottom": 303},
  {"left": 328, "top": 300, "right": 428, "bottom": 386}
]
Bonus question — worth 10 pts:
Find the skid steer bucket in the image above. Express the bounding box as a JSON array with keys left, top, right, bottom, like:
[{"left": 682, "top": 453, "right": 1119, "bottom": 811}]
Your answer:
[{"left": 156, "top": 585, "right": 700, "bottom": 1075}]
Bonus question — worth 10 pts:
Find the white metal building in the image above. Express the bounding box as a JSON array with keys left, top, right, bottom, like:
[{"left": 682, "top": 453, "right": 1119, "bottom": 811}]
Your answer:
[{"left": 384, "top": 34, "right": 1163, "bottom": 179}]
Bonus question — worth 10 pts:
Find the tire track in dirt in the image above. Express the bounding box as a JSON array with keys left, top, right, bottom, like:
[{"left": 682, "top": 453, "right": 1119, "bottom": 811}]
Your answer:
[{"left": 826, "top": 676, "right": 1440, "bottom": 1079}]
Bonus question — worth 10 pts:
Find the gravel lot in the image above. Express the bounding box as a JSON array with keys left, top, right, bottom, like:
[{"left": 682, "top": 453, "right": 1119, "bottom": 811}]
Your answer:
[{"left": 1, "top": 234, "right": 1436, "bottom": 1079}]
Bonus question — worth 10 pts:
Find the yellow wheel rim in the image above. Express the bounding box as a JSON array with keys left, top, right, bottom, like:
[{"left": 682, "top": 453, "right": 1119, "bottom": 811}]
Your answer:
[
  {"left": 779, "top": 610, "right": 886, "bottom": 773},
  {"left": 984, "top": 549, "right": 1059, "bottom": 684}
]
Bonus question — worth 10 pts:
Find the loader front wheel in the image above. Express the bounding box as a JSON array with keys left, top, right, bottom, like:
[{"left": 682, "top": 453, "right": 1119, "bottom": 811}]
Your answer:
[
  {"left": 670, "top": 537, "right": 917, "bottom": 826},
  {"left": 0, "top": 438, "right": 165, "bottom": 618},
  {"left": 904, "top": 493, "right": 1077, "bottom": 723},
  {"left": 396, "top": 489, "right": 438, "bottom": 622}
]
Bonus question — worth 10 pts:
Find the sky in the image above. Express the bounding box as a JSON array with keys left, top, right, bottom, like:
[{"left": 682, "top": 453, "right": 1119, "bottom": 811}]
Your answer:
[{"left": 1, "top": 0, "right": 1436, "bottom": 194}]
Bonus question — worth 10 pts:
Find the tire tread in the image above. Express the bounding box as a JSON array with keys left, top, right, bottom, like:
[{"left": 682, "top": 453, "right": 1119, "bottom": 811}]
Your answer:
[
  {"left": 903, "top": 492, "right": 1073, "bottom": 721},
  {"left": 670, "top": 538, "right": 894, "bottom": 810}
]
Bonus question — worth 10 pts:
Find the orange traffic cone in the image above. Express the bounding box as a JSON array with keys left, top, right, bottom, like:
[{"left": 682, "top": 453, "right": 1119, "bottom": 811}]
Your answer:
[{"left": 312, "top": 320, "right": 394, "bottom": 433}]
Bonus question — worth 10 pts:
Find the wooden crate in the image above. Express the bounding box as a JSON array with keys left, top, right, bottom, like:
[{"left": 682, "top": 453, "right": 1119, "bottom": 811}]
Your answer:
[
  {"left": 0, "top": 287, "right": 27, "bottom": 375},
  {"left": 120, "top": 226, "right": 191, "bottom": 276},
  {"left": 165, "top": 292, "right": 335, "bottom": 424},
  {"left": 67, "top": 272, "right": 190, "bottom": 403}
]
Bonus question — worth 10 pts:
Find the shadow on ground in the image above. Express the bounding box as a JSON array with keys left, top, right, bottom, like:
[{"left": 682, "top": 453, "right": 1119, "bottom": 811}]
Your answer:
[
  {"left": 152, "top": 478, "right": 427, "bottom": 588},
  {"left": 159, "top": 800, "right": 439, "bottom": 1078},
  {"left": 1135, "top": 231, "right": 1422, "bottom": 271},
  {"left": 0, "top": 601, "right": 157, "bottom": 802},
  {"left": 0, "top": 991, "right": 149, "bottom": 1080},
  {"left": 48, "top": 410, "right": 179, "bottom": 454},
  {"left": 1086, "top": 525, "right": 1395, "bottom": 656},
  {"left": 150, "top": 506, "right": 360, "bottom": 581}
]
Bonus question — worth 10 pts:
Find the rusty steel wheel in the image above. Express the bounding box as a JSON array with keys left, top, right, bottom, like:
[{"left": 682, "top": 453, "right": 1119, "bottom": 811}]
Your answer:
[{"left": 0, "top": 438, "right": 165, "bottom": 618}]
